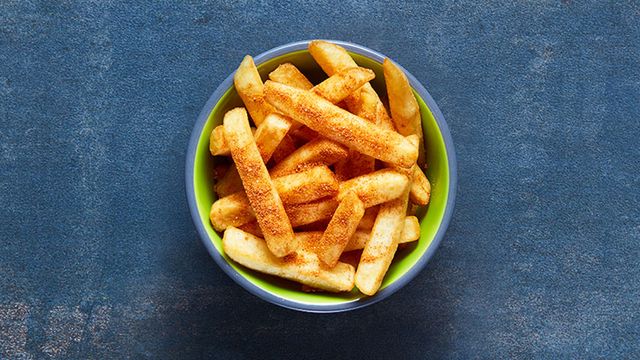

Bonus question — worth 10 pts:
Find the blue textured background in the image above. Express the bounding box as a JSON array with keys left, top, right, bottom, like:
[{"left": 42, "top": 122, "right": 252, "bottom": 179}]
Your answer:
[{"left": 1, "top": 1, "right": 639, "bottom": 359}]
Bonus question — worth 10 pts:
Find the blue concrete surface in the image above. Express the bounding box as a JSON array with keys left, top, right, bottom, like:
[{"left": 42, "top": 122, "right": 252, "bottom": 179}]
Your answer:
[{"left": 1, "top": 1, "right": 639, "bottom": 358}]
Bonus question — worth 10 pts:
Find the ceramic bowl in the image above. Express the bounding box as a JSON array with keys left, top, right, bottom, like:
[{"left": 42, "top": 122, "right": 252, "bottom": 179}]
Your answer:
[{"left": 186, "top": 40, "right": 457, "bottom": 313}]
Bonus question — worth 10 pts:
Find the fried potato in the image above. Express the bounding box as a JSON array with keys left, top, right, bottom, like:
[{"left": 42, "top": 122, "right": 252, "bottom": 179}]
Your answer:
[
  {"left": 355, "top": 186, "right": 410, "bottom": 295},
  {"left": 350, "top": 88, "right": 396, "bottom": 131},
  {"left": 264, "top": 63, "right": 312, "bottom": 131},
  {"left": 241, "top": 212, "right": 377, "bottom": 241},
  {"left": 210, "top": 166, "right": 339, "bottom": 230},
  {"left": 296, "top": 215, "right": 419, "bottom": 253},
  {"left": 312, "top": 67, "right": 375, "bottom": 104},
  {"left": 354, "top": 86, "right": 387, "bottom": 126},
  {"left": 210, "top": 125, "right": 257, "bottom": 157},
  {"left": 234, "top": 56, "right": 275, "bottom": 126},
  {"left": 381, "top": 134, "right": 419, "bottom": 172},
  {"left": 212, "top": 43, "right": 432, "bottom": 294},
  {"left": 214, "top": 113, "right": 293, "bottom": 197},
  {"left": 210, "top": 192, "right": 255, "bottom": 231},
  {"left": 253, "top": 113, "right": 293, "bottom": 162},
  {"left": 273, "top": 165, "right": 339, "bottom": 205},
  {"left": 270, "top": 64, "right": 377, "bottom": 178},
  {"left": 289, "top": 66, "right": 377, "bottom": 179},
  {"left": 211, "top": 113, "right": 292, "bottom": 159},
  {"left": 270, "top": 137, "right": 349, "bottom": 177},
  {"left": 268, "top": 63, "right": 314, "bottom": 90},
  {"left": 381, "top": 137, "right": 429, "bottom": 206},
  {"left": 215, "top": 165, "right": 244, "bottom": 198},
  {"left": 357, "top": 206, "right": 379, "bottom": 230},
  {"left": 308, "top": 40, "right": 395, "bottom": 130},
  {"left": 316, "top": 192, "right": 365, "bottom": 267},
  {"left": 334, "top": 86, "right": 382, "bottom": 179},
  {"left": 269, "top": 64, "right": 372, "bottom": 135},
  {"left": 337, "top": 169, "right": 410, "bottom": 208},
  {"left": 354, "top": 88, "right": 396, "bottom": 132},
  {"left": 344, "top": 216, "right": 420, "bottom": 251},
  {"left": 333, "top": 86, "right": 378, "bottom": 180},
  {"left": 409, "top": 164, "right": 431, "bottom": 206},
  {"left": 286, "top": 198, "right": 339, "bottom": 228},
  {"left": 294, "top": 231, "right": 323, "bottom": 248},
  {"left": 210, "top": 125, "right": 228, "bottom": 156},
  {"left": 383, "top": 58, "right": 425, "bottom": 166},
  {"left": 264, "top": 81, "right": 418, "bottom": 168},
  {"left": 223, "top": 227, "right": 355, "bottom": 292},
  {"left": 308, "top": 40, "right": 357, "bottom": 76},
  {"left": 400, "top": 215, "right": 421, "bottom": 243},
  {"left": 223, "top": 108, "right": 295, "bottom": 257}
]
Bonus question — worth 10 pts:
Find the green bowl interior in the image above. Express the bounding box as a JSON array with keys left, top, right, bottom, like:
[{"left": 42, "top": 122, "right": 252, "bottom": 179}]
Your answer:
[{"left": 193, "top": 50, "right": 449, "bottom": 305}]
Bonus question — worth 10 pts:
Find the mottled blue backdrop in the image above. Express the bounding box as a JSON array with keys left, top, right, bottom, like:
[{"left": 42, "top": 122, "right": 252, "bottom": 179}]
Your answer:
[{"left": 1, "top": 1, "right": 639, "bottom": 359}]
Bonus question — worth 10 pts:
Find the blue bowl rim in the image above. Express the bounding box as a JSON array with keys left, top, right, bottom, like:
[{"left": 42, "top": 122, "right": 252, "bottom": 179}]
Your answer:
[{"left": 185, "top": 40, "right": 457, "bottom": 313}]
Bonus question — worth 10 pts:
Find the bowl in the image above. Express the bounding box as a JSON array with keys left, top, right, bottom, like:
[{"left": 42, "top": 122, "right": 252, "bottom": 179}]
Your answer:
[{"left": 185, "top": 40, "right": 457, "bottom": 313}]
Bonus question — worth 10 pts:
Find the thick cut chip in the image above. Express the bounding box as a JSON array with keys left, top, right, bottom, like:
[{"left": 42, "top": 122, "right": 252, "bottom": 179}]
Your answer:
[
  {"left": 267, "top": 62, "right": 382, "bottom": 178},
  {"left": 223, "top": 108, "right": 295, "bottom": 257},
  {"left": 293, "top": 65, "right": 378, "bottom": 179},
  {"left": 355, "top": 186, "right": 410, "bottom": 295},
  {"left": 223, "top": 227, "right": 355, "bottom": 292},
  {"left": 270, "top": 137, "right": 349, "bottom": 177},
  {"left": 308, "top": 40, "right": 357, "bottom": 76},
  {"left": 344, "top": 216, "right": 420, "bottom": 251},
  {"left": 264, "top": 81, "right": 418, "bottom": 168},
  {"left": 286, "top": 198, "right": 339, "bottom": 228},
  {"left": 384, "top": 58, "right": 425, "bottom": 166},
  {"left": 399, "top": 216, "right": 421, "bottom": 243},
  {"left": 210, "top": 125, "right": 257, "bottom": 157},
  {"left": 409, "top": 165, "right": 431, "bottom": 206},
  {"left": 338, "top": 169, "right": 410, "bottom": 208},
  {"left": 297, "top": 215, "right": 419, "bottom": 254},
  {"left": 210, "top": 166, "right": 339, "bottom": 230},
  {"left": 316, "top": 192, "right": 365, "bottom": 267},
  {"left": 209, "top": 125, "right": 228, "bottom": 156},
  {"left": 273, "top": 165, "right": 339, "bottom": 205},
  {"left": 234, "top": 56, "right": 275, "bottom": 126},
  {"left": 375, "top": 100, "right": 396, "bottom": 132},
  {"left": 308, "top": 40, "right": 395, "bottom": 130},
  {"left": 253, "top": 113, "right": 294, "bottom": 162},
  {"left": 311, "top": 67, "right": 375, "bottom": 104},
  {"left": 211, "top": 114, "right": 291, "bottom": 158},
  {"left": 354, "top": 86, "right": 395, "bottom": 132},
  {"left": 334, "top": 86, "right": 378, "bottom": 180},
  {"left": 214, "top": 113, "right": 293, "bottom": 197},
  {"left": 210, "top": 192, "right": 255, "bottom": 232},
  {"left": 268, "top": 63, "right": 314, "bottom": 90}
]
